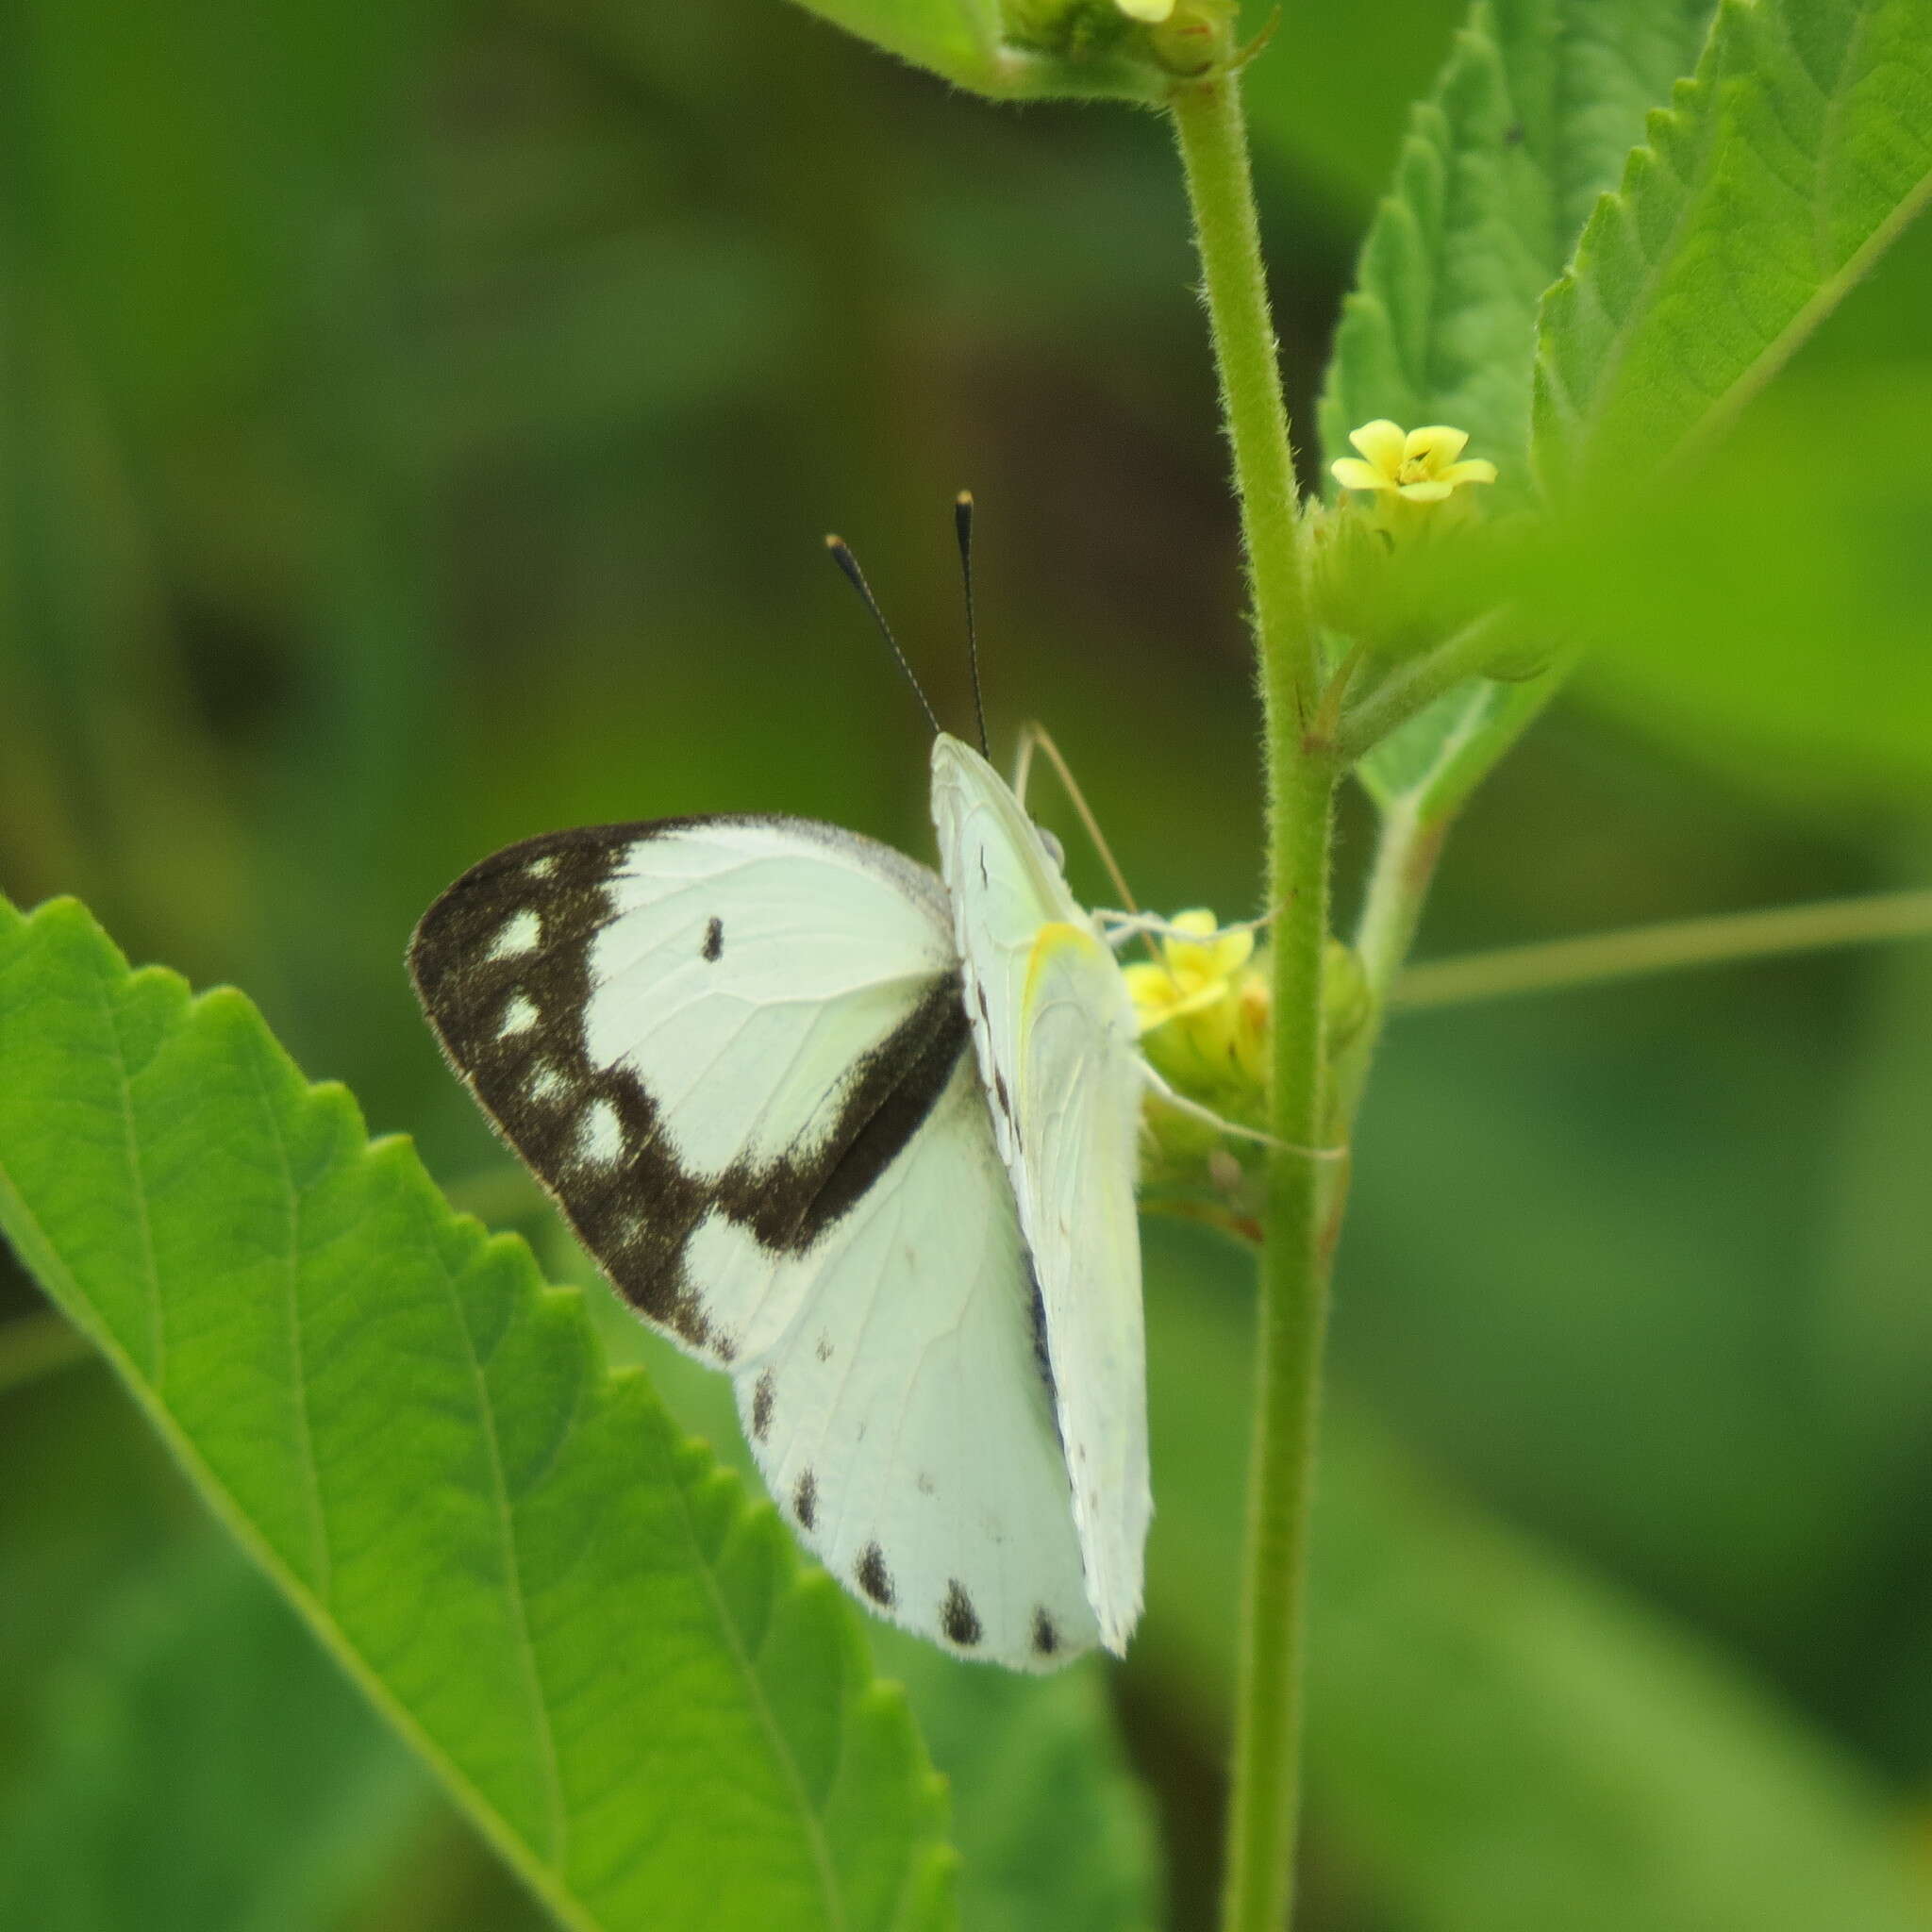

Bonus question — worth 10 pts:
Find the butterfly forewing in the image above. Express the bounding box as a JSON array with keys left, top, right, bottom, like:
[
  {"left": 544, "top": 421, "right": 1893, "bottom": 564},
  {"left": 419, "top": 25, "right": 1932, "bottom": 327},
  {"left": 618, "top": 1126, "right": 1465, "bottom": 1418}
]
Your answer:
[
  {"left": 410, "top": 814, "right": 1096, "bottom": 1667},
  {"left": 929, "top": 736, "right": 1152, "bottom": 1655}
]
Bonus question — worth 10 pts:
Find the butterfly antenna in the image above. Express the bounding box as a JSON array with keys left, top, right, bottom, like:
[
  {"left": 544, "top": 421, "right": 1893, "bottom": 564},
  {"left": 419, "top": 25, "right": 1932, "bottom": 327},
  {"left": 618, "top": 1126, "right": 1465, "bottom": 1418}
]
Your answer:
[
  {"left": 824, "top": 534, "right": 941, "bottom": 737},
  {"left": 955, "top": 491, "right": 991, "bottom": 758}
]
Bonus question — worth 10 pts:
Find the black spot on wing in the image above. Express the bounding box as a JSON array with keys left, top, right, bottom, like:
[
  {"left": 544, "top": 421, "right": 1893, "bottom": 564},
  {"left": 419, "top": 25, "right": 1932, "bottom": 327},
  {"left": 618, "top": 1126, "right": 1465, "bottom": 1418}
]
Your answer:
[
  {"left": 815, "top": 1334, "right": 833, "bottom": 1364},
  {"left": 993, "top": 1069, "right": 1010, "bottom": 1119},
  {"left": 793, "top": 1469, "right": 817, "bottom": 1529},
  {"left": 1031, "top": 1608, "right": 1059, "bottom": 1658},
  {"left": 941, "top": 1580, "right": 982, "bottom": 1647},
  {"left": 702, "top": 916, "right": 723, "bottom": 961},
  {"left": 408, "top": 813, "right": 970, "bottom": 1361},
  {"left": 751, "top": 1371, "right": 775, "bottom": 1441},
  {"left": 857, "top": 1542, "right": 894, "bottom": 1607}
]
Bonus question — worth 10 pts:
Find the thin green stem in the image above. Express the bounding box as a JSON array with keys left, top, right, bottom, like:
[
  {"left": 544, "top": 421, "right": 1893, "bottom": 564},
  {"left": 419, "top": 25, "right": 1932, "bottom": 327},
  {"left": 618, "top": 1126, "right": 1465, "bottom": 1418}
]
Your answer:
[
  {"left": 1395, "top": 887, "right": 1932, "bottom": 1011},
  {"left": 1333, "top": 796, "right": 1451, "bottom": 1126},
  {"left": 1335, "top": 613, "right": 1507, "bottom": 763},
  {"left": 1172, "top": 58, "right": 1335, "bottom": 1932}
]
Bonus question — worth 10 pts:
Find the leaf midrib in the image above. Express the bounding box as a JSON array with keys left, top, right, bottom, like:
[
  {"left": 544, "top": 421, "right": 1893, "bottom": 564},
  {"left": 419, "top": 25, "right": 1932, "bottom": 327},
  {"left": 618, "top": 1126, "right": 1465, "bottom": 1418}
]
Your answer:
[
  {"left": 428, "top": 1222, "right": 573, "bottom": 1874},
  {"left": 0, "top": 1135, "right": 607, "bottom": 1932},
  {"left": 18, "top": 963, "right": 843, "bottom": 1931},
  {"left": 243, "top": 1031, "right": 334, "bottom": 1607},
  {"left": 97, "top": 956, "right": 168, "bottom": 1392},
  {"left": 649, "top": 1378, "right": 854, "bottom": 1932}
]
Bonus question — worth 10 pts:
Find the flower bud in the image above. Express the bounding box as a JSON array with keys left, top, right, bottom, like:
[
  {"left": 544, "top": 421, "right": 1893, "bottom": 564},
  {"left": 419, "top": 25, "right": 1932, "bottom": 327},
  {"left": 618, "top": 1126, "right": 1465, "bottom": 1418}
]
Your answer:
[{"left": 1322, "top": 938, "right": 1370, "bottom": 1055}]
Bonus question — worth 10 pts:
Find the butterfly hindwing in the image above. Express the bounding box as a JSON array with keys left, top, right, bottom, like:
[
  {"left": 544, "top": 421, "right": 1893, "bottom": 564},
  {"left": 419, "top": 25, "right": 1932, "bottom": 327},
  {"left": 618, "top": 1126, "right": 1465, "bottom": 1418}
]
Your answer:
[
  {"left": 729, "top": 1047, "right": 1098, "bottom": 1669},
  {"left": 410, "top": 813, "right": 1097, "bottom": 1666},
  {"left": 929, "top": 735, "right": 1152, "bottom": 1655}
]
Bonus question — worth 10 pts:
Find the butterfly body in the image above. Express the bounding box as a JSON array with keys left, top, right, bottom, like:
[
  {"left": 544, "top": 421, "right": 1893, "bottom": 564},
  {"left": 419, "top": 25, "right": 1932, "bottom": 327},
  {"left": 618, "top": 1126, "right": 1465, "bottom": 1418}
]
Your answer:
[
  {"left": 410, "top": 733, "right": 1148, "bottom": 1668},
  {"left": 932, "top": 734, "right": 1151, "bottom": 1652}
]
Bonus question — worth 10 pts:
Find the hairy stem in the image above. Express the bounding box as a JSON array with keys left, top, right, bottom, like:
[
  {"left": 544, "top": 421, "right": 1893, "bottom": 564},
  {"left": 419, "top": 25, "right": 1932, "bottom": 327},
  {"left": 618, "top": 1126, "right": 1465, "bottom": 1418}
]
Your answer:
[
  {"left": 1170, "top": 67, "right": 1317, "bottom": 720},
  {"left": 1335, "top": 612, "right": 1507, "bottom": 761},
  {"left": 1172, "top": 59, "right": 1334, "bottom": 1932}
]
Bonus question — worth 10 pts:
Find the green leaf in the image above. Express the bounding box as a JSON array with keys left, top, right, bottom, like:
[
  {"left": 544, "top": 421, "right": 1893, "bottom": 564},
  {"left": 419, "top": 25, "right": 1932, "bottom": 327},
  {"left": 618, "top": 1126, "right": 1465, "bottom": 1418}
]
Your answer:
[
  {"left": 0, "top": 1541, "right": 428, "bottom": 1932},
  {"left": 1138, "top": 1228, "right": 1932, "bottom": 1932},
  {"left": 875, "top": 1641, "right": 1164, "bottom": 1932},
  {"left": 1320, "top": 0, "right": 1714, "bottom": 815},
  {"left": 0, "top": 893, "right": 955, "bottom": 1932},
  {"left": 1307, "top": 1425, "right": 1932, "bottom": 1932},
  {"left": 782, "top": 0, "right": 1176, "bottom": 102},
  {"left": 572, "top": 1259, "right": 1165, "bottom": 1932},
  {"left": 1521, "top": 367, "right": 1932, "bottom": 807},
  {"left": 1534, "top": 0, "right": 1932, "bottom": 489},
  {"left": 1322, "top": 0, "right": 1715, "bottom": 508}
]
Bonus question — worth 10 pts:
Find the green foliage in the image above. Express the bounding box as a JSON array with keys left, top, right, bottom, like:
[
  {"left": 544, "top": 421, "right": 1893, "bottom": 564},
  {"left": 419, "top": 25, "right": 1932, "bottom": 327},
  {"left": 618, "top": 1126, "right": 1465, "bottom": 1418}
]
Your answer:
[
  {"left": 0, "top": 1542, "right": 427, "bottom": 1932},
  {"left": 780, "top": 0, "right": 1175, "bottom": 99},
  {"left": 0, "top": 893, "right": 955, "bottom": 1932},
  {"left": 1535, "top": 0, "right": 1932, "bottom": 489},
  {"left": 1323, "top": 0, "right": 1716, "bottom": 500},
  {"left": 574, "top": 1278, "right": 1167, "bottom": 1932},
  {"left": 1139, "top": 1238, "right": 1932, "bottom": 1932},
  {"left": 1524, "top": 368, "right": 1932, "bottom": 804},
  {"left": 882, "top": 1643, "right": 1165, "bottom": 1932},
  {"left": 1320, "top": 0, "right": 1715, "bottom": 815},
  {"left": 5, "top": 0, "right": 1932, "bottom": 1924}
]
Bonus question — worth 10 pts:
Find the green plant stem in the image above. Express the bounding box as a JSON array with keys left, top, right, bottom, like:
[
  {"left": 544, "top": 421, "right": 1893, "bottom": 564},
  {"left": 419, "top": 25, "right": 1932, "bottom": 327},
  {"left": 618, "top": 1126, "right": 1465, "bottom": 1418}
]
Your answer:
[
  {"left": 1169, "top": 66, "right": 1318, "bottom": 720},
  {"left": 1335, "top": 613, "right": 1507, "bottom": 762},
  {"left": 1334, "top": 795, "right": 1451, "bottom": 1118},
  {"left": 1172, "top": 60, "right": 1334, "bottom": 1932},
  {"left": 1395, "top": 887, "right": 1932, "bottom": 1011}
]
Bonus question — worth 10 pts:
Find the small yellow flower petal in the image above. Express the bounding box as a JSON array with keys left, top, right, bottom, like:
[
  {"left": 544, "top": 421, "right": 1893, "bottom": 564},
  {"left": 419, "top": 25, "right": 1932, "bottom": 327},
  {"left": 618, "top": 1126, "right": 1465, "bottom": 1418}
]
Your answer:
[
  {"left": 1331, "top": 457, "right": 1395, "bottom": 493},
  {"left": 1348, "top": 419, "right": 1407, "bottom": 474},
  {"left": 1440, "top": 458, "right": 1497, "bottom": 487},
  {"left": 1124, "top": 961, "right": 1176, "bottom": 1027},
  {"left": 1395, "top": 478, "right": 1455, "bottom": 502},
  {"left": 1124, "top": 962, "right": 1222, "bottom": 1034},
  {"left": 1404, "top": 425, "right": 1469, "bottom": 468},
  {"left": 1159, "top": 910, "right": 1254, "bottom": 980},
  {"left": 1114, "top": 0, "right": 1175, "bottom": 17}
]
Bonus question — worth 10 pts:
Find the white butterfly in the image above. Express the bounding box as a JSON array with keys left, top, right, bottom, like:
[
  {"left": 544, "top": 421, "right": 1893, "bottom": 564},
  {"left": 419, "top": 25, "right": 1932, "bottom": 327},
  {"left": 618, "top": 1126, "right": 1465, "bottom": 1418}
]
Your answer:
[{"left": 410, "top": 723, "right": 1158, "bottom": 1670}]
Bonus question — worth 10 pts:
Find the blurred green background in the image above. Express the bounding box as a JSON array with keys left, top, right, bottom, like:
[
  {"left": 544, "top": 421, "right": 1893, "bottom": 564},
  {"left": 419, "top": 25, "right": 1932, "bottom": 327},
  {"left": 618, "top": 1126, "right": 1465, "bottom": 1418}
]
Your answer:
[{"left": 3, "top": 2, "right": 1930, "bottom": 1927}]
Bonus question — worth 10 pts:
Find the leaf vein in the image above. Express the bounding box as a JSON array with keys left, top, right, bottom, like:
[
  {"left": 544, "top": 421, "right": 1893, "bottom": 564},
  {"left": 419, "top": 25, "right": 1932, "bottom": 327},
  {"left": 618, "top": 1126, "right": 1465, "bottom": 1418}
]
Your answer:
[{"left": 429, "top": 1224, "right": 572, "bottom": 1874}]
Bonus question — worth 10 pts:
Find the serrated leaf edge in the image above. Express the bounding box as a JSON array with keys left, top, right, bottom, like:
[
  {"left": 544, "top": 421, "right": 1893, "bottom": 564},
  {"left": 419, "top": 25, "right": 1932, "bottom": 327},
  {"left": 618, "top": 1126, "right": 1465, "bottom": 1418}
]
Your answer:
[{"left": 0, "top": 893, "right": 955, "bottom": 1932}]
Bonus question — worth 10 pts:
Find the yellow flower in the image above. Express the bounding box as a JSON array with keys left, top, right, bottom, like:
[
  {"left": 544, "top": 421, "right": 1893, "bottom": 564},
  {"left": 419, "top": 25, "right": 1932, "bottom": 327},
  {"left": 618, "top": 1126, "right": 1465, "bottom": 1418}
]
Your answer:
[
  {"left": 1330, "top": 420, "right": 1497, "bottom": 504},
  {"left": 1114, "top": 0, "right": 1176, "bottom": 17},
  {"left": 1124, "top": 909, "right": 1254, "bottom": 1037}
]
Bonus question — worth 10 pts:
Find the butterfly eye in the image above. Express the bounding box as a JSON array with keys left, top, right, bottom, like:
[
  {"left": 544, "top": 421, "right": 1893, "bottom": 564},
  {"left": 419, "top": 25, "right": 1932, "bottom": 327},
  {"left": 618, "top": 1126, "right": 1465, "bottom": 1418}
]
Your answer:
[{"left": 1036, "top": 825, "right": 1066, "bottom": 869}]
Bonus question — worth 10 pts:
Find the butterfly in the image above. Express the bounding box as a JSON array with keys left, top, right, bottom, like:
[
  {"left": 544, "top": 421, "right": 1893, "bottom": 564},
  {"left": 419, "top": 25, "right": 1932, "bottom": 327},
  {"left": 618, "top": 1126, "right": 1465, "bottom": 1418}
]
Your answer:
[{"left": 409, "top": 505, "right": 1161, "bottom": 1669}]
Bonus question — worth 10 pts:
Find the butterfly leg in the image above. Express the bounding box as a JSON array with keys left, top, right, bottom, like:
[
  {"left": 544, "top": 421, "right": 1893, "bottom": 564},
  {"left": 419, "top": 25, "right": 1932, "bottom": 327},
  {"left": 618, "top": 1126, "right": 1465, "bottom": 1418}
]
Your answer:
[{"left": 1137, "top": 1061, "right": 1345, "bottom": 1160}]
